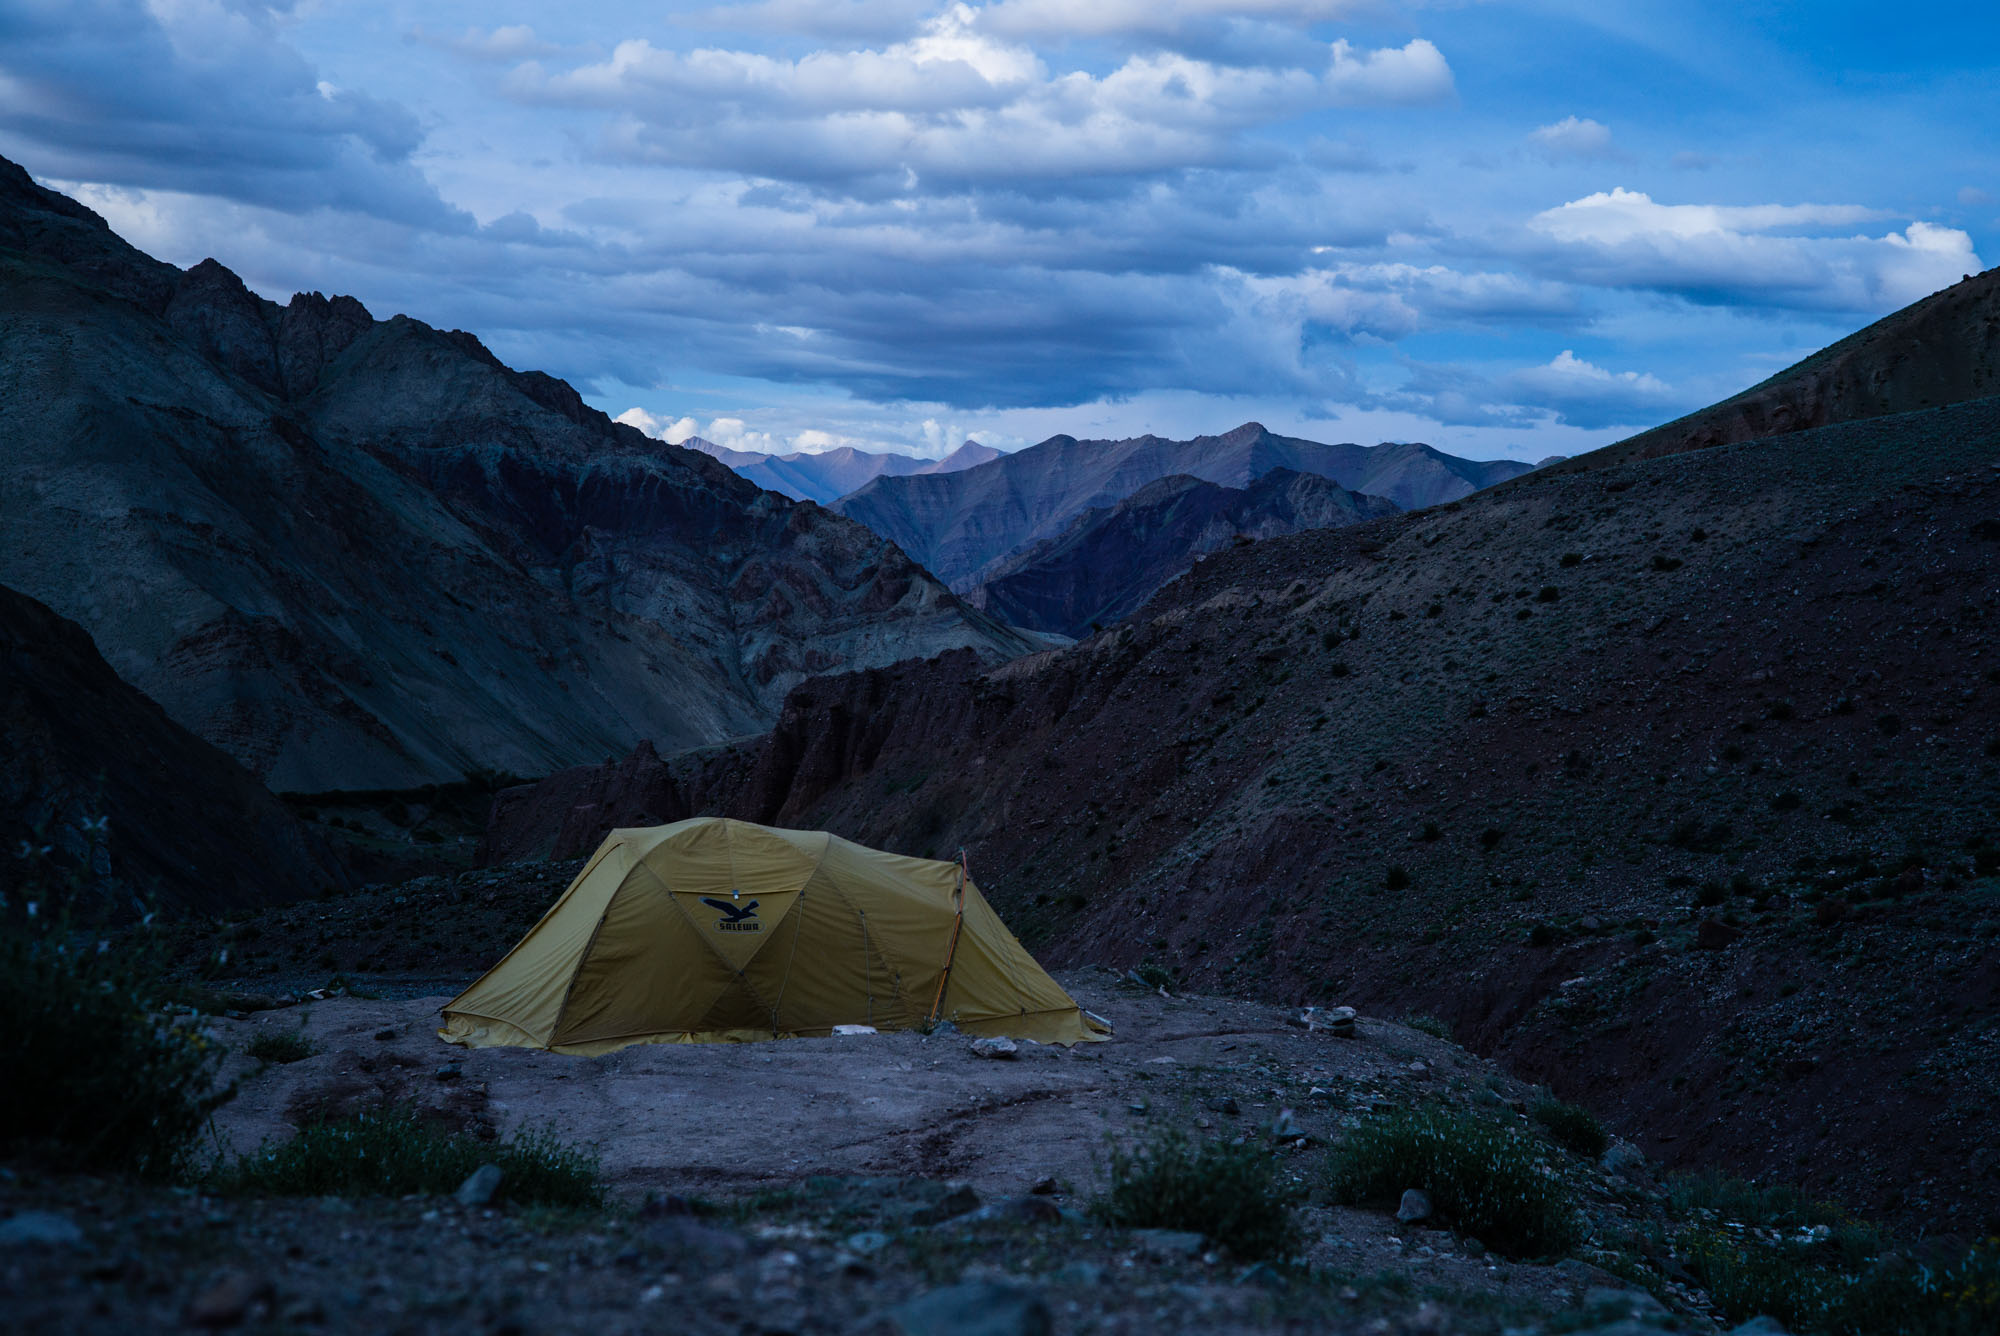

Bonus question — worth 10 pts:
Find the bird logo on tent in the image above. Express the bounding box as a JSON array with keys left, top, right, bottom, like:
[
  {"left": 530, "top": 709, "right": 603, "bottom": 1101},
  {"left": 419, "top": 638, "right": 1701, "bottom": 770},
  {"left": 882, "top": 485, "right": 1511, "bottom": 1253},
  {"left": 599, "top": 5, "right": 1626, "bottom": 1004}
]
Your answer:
[{"left": 702, "top": 896, "right": 762, "bottom": 932}]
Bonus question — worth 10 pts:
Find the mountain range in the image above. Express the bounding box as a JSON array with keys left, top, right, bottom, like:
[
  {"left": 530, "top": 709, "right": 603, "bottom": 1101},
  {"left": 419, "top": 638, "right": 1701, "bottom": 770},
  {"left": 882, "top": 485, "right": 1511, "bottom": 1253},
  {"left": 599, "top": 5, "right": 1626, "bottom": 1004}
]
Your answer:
[
  {"left": 967, "top": 468, "right": 1399, "bottom": 640},
  {"left": 488, "top": 265, "right": 2000, "bottom": 1227},
  {"left": 832, "top": 424, "right": 1534, "bottom": 590},
  {"left": 0, "top": 156, "right": 1037, "bottom": 794},
  {"left": 688, "top": 437, "right": 1001, "bottom": 504}
]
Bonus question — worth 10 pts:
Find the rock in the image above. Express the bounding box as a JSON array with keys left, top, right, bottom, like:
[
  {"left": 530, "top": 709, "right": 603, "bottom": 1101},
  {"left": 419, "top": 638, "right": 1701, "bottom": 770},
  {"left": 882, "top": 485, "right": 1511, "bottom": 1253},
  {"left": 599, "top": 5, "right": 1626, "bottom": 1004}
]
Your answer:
[
  {"left": 912, "top": 1183, "right": 981, "bottom": 1225},
  {"left": 845, "top": 1231, "right": 890, "bottom": 1255},
  {"left": 1396, "top": 1189, "right": 1433, "bottom": 1224},
  {"left": 372, "top": 1028, "right": 397, "bottom": 1041},
  {"left": 1234, "top": 1262, "right": 1288, "bottom": 1290},
  {"left": 454, "top": 1163, "right": 504, "bottom": 1207},
  {"left": 186, "top": 1269, "right": 269, "bottom": 1328},
  {"left": 434, "top": 1062, "right": 463, "bottom": 1082},
  {"left": 1323, "top": 1005, "right": 1359, "bottom": 1038},
  {"left": 969, "top": 1036, "right": 1018, "bottom": 1060},
  {"left": 1207, "top": 1096, "right": 1241, "bottom": 1117},
  {"left": 1029, "top": 1176, "right": 1058, "bottom": 1195},
  {"left": 888, "top": 1281, "right": 1053, "bottom": 1336},
  {"left": 0, "top": 1211, "right": 83, "bottom": 1247},
  {"left": 1583, "top": 1286, "right": 1669, "bottom": 1321},
  {"left": 1600, "top": 1143, "right": 1648, "bottom": 1178},
  {"left": 1696, "top": 917, "right": 1743, "bottom": 949},
  {"left": 1270, "top": 1108, "right": 1305, "bottom": 1141},
  {"left": 1726, "top": 1319, "right": 1791, "bottom": 1335},
  {"left": 1131, "top": 1228, "right": 1206, "bottom": 1258}
]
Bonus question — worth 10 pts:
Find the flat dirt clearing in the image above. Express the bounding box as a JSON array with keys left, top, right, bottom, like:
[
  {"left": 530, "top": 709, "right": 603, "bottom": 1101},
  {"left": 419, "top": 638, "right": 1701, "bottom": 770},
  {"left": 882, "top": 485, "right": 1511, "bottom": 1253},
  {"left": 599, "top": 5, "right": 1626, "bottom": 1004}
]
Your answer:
[{"left": 208, "top": 973, "right": 1456, "bottom": 1199}]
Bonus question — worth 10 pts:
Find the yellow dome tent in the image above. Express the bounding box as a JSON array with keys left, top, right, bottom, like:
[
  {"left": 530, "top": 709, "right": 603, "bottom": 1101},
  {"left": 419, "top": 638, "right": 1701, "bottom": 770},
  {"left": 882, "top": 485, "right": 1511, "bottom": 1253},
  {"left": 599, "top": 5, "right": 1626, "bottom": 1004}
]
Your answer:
[{"left": 438, "top": 817, "right": 1108, "bottom": 1053}]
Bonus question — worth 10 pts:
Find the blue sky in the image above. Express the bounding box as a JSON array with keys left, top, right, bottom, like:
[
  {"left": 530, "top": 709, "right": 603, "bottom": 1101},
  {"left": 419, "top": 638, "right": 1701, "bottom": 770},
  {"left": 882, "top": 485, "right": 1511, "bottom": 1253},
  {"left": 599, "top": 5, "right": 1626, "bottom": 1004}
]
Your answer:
[{"left": 2, "top": 1, "right": 1993, "bottom": 461}]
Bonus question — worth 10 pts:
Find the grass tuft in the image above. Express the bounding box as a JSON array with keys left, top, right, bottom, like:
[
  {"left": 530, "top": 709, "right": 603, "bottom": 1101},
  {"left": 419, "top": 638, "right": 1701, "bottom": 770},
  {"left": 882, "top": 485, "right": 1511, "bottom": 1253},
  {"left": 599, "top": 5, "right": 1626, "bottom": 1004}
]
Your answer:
[
  {"left": 1529, "top": 1097, "right": 1609, "bottom": 1158},
  {"left": 246, "top": 1030, "right": 318, "bottom": 1065},
  {"left": 1093, "top": 1125, "right": 1303, "bottom": 1261},
  {"left": 1327, "top": 1106, "right": 1579, "bottom": 1259},
  {"left": 212, "top": 1105, "right": 602, "bottom": 1207}
]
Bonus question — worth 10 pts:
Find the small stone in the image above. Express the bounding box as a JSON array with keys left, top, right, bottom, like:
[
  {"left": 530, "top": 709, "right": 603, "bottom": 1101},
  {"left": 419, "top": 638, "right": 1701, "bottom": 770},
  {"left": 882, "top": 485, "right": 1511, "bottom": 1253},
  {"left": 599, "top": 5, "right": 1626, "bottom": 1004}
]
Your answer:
[
  {"left": 1396, "top": 1189, "right": 1433, "bottom": 1223},
  {"left": 969, "top": 1036, "right": 1018, "bottom": 1060},
  {"left": 888, "top": 1281, "right": 1053, "bottom": 1336},
  {"left": 1407, "top": 1060, "right": 1428, "bottom": 1074},
  {"left": 846, "top": 1231, "right": 890, "bottom": 1255},
  {"left": 1028, "top": 1177, "right": 1058, "bottom": 1196},
  {"left": 372, "top": 1028, "right": 397, "bottom": 1041},
  {"left": 0, "top": 1211, "right": 84, "bottom": 1248},
  {"left": 434, "top": 1062, "right": 463, "bottom": 1082},
  {"left": 1726, "top": 1319, "right": 1791, "bottom": 1336},
  {"left": 186, "top": 1269, "right": 269, "bottom": 1327},
  {"left": 1324, "top": 1005, "right": 1359, "bottom": 1038},
  {"left": 454, "top": 1164, "right": 504, "bottom": 1207},
  {"left": 1234, "top": 1262, "right": 1287, "bottom": 1290},
  {"left": 1208, "top": 1096, "right": 1241, "bottom": 1116}
]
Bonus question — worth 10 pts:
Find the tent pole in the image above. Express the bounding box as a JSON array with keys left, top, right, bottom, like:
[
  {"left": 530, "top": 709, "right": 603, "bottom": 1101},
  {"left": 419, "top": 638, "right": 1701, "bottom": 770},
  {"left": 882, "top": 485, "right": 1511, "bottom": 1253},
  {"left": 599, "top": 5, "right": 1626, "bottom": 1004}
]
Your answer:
[{"left": 926, "top": 849, "right": 969, "bottom": 1026}]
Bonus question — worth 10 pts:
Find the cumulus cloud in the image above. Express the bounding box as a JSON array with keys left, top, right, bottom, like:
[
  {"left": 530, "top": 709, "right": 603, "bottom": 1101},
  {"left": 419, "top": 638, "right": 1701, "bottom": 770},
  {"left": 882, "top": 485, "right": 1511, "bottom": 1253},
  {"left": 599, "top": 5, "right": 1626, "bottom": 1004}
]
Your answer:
[
  {"left": 1509, "top": 350, "right": 1677, "bottom": 428},
  {"left": 1529, "top": 188, "right": 1981, "bottom": 312},
  {"left": 409, "top": 25, "right": 561, "bottom": 62},
  {"left": 1529, "top": 116, "right": 1616, "bottom": 161},
  {"left": 1389, "top": 351, "right": 1682, "bottom": 431},
  {"left": 507, "top": 10, "right": 1451, "bottom": 189},
  {"left": 0, "top": 0, "right": 465, "bottom": 228},
  {"left": 978, "top": 0, "right": 1371, "bottom": 41},
  {"left": 615, "top": 408, "right": 702, "bottom": 443}
]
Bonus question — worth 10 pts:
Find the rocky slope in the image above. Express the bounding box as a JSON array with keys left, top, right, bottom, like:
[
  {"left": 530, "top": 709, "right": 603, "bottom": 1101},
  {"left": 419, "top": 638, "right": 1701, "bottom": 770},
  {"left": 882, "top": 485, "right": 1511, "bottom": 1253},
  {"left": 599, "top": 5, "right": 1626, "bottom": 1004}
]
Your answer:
[
  {"left": 833, "top": 423, "right": 1531, "bottom": 590},
  {"left": 968, "top": 469, "right": 1399, "bottom": 640},
  {"left": 0, "top": 582, "right": 345, "bottom": 914},
  {"left": 490, "top": 379, "right": 2000, "bottom": 1228},
  {"left": 1552, "top": 266, "right": 2000, "bottom": 474},
  {"left": 693, "top": 437, "right": 1001, "bottom": 504},
  {"left": 0, "top": 156, "right": 1037, "bottom": 792}
]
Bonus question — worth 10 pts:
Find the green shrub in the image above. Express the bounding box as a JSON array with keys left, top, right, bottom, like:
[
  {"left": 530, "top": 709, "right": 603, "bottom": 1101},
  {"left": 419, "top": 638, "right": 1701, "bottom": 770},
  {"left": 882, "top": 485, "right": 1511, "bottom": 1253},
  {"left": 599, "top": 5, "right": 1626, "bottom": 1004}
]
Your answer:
[
  {"left": 1402, "top": 1013, "right": 1451, "bottom": 1040},
  {"left": 1327, "top": 1107, "right": 1579, "bottom": 1258},
  {"left": 1682, "top": 1231, "right": 1999, "bottom": 1335},
  {"left": 1667, "top": 1170, "right": 1843, "bottom": 1229},
  {"left": 213, "top": 1105, "right": 602, "bottom": 1207},
  {"left": 246, "top": 1030, "right": 319, "bottom": 1065},
  {"left": 1530, "top": 1097, "right": 1609, "bottom": 1158},
  {"left": 1094, "top": 1126, "right": 1303, "bottom": 1261},
  {"left": 0, "top": 854, "right": 228, "bottom": 1177}
]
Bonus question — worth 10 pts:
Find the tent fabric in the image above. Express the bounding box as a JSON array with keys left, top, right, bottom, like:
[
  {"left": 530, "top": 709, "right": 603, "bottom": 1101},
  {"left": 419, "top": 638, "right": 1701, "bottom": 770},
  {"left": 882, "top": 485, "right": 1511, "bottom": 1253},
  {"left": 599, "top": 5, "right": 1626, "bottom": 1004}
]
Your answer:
[{"left": 438, "top": 817, "right": 1108, "bottom": 1053}]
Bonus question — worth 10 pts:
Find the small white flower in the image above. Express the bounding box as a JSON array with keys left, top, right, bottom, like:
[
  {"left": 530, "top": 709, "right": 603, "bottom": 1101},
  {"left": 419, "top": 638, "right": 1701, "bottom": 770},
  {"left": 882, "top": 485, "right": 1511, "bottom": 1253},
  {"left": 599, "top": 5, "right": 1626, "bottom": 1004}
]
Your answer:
[
  {"left": 80, "top": 814, "right": 109, "bottom": 836},
  {"left": 97, "top": 939, "right": 110, "bottom": 954},
  {"left": 25, "top": 901, "right": 37, "bottom": 918}
]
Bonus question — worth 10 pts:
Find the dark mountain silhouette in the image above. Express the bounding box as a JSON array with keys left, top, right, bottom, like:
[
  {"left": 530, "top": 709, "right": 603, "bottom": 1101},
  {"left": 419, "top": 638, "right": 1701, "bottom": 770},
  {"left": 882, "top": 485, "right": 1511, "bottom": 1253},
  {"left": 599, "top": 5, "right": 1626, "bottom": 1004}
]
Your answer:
[
  {"left": 968, "top": 468, "right": 1398, "bottom": 640},
  {"left": 832, "top": 422, "right": 1531, "bottom": 590},
  {"left": 0, "top": 156, "right": 1038, "bottom": 792},
  {"left": 1551, "top": 266, "right": 2000, "bottom": 474},
  {"left": 690, "top": 437, "right": 1002, "bottom": 503},
  {"left": 1, "top": 582, "right": 345, "bottom": 914},
  {"left": 489, "top": 278, "right": 2000, "bottom": 1227}
]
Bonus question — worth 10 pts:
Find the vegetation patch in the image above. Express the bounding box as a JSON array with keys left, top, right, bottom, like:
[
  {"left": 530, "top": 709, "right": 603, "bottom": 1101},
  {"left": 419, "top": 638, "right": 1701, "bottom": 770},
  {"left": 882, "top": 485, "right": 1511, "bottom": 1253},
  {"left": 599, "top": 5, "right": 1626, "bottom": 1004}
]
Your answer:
[
  {"left": 1529, "top": 1097, "right": 1609, "bottom": 1158},
  {"left": 1093, "top": 1125, "right": 1304, "bottom": 1261},
  {"left": 0, "top": 867, "right": 228, "bottom": 1178},
  {"left": 245, "top": 1030, "right": 319, "bottom": 1065},
  {"left": 212, "top": 1105, "right": 603, "bottom": 1208},
  {"left": 1327, "top": 1107, "right": 1580, "bottom": 1258}
]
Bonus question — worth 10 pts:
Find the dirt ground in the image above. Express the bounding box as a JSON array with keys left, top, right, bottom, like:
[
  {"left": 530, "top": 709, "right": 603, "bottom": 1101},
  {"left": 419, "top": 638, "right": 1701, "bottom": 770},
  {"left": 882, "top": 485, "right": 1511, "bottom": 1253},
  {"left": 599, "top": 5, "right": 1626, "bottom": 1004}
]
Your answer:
[{"left": 0, "top": 975, "right": 1707, "bottom": 1335}]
